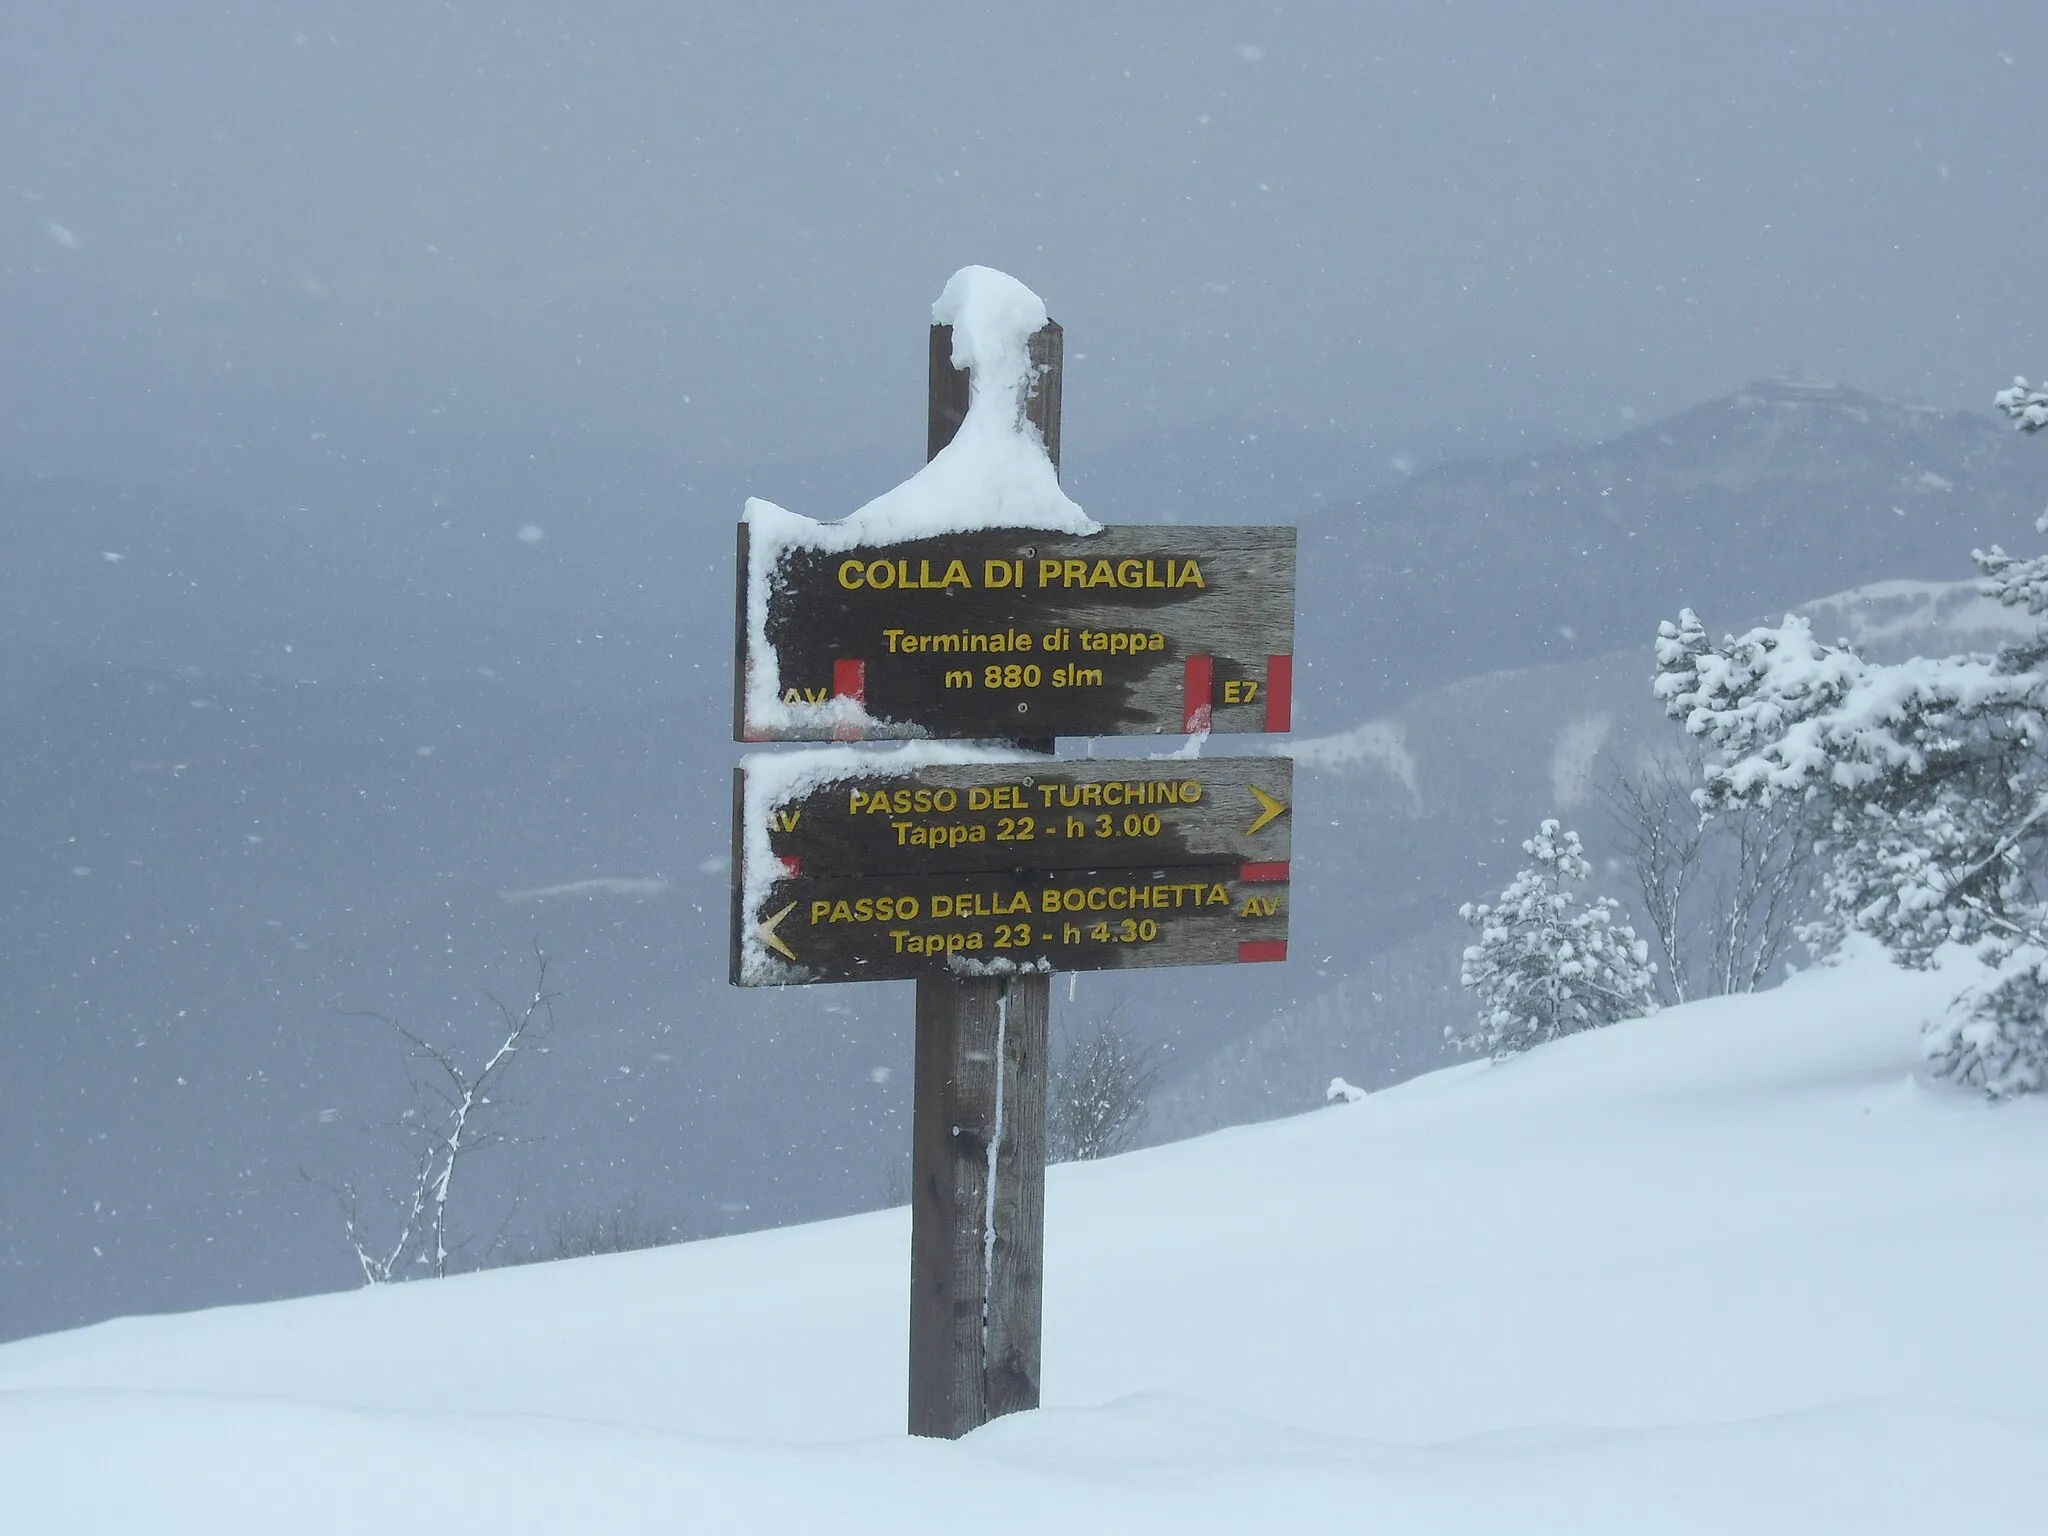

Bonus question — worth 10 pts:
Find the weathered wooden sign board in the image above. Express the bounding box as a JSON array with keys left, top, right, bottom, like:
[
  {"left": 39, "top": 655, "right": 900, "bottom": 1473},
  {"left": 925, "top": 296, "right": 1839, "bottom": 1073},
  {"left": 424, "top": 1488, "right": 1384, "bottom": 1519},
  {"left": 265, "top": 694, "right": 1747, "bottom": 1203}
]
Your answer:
[
  {"left": 735, "top": 524, "right": 1296, "bottom": 741},
  {"left": 731, "top": 757, "right": 1291, "bottom": 986},
  {"left": 738, "top": 863, "right": 1288, "bottom": 985},
  {"left": 754, "top": 756, "right": 1291, "bottom": 876}
]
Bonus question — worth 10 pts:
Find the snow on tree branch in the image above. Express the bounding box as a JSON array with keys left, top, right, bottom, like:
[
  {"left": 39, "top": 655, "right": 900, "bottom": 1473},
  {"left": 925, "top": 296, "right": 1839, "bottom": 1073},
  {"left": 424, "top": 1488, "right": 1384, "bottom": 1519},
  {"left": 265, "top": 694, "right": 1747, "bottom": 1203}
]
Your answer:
[
  {"left": 1653, "top": 608, "right": 2038, "bottom": 808},
  {"left": 1995, "top": 376, "right": 2048, "bottom": 434}
]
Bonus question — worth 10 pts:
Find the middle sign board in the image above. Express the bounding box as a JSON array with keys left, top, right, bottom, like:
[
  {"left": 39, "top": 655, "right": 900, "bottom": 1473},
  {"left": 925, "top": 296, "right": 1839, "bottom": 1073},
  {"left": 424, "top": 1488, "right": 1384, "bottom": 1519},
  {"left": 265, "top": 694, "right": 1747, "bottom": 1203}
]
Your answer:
[
  {"left": 731, "top": 756, "right": 1292, "bottom": 986},
  {"left": 736, "top": 524, "right": 1297, "bottom": 742}
]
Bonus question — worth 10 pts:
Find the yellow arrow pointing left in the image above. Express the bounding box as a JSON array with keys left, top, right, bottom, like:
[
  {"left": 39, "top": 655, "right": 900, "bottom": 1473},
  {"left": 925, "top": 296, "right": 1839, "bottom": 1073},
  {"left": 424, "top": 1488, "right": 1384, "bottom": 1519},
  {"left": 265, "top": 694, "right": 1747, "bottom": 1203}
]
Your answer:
[
  {"left": 758, "top": 899, "right": 799, "bottom": 961},
  {"left": 1247, "top": 783, "right": 1289, "bottom": 836}
]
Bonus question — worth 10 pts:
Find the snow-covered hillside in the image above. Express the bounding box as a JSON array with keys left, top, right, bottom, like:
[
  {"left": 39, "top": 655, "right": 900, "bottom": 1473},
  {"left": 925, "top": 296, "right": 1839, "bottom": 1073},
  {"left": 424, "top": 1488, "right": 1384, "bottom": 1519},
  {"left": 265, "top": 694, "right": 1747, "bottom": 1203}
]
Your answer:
[{"left": 4, "top": 946, "right": 2044, "bottom": 1532}]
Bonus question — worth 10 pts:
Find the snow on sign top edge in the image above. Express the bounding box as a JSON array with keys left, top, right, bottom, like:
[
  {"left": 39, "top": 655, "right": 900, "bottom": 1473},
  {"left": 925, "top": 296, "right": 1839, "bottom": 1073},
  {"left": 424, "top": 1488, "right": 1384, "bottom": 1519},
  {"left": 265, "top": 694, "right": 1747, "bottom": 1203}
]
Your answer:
[{"left": 741, "top": 267, "right": 1097, "bottom": 734}]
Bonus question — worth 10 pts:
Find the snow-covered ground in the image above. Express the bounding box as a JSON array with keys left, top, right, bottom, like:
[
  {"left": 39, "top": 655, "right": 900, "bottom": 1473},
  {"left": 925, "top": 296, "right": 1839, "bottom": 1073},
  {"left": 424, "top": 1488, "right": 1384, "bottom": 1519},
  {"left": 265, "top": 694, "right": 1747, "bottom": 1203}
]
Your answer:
[{"left": 5, "top": 945, "right": 2044, "bottom": 1532}]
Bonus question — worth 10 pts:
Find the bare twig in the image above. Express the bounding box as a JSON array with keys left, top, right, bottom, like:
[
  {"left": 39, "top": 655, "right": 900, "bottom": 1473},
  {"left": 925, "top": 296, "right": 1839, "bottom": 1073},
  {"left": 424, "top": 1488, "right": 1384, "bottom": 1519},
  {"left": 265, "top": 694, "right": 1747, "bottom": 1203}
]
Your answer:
[
  {"left": 1605, "top": 753, "right": 1818, "bottom": 1001},
  {"left": 318, "top": 949, "right": 557, "bottom": 1283}
]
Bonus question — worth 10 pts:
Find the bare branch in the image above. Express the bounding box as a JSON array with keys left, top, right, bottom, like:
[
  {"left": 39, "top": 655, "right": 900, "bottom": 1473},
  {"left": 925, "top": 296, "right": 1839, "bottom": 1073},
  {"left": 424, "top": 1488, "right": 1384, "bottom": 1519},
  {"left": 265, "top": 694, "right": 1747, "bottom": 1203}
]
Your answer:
[
  {"left": 314, "top": 950, "right": 557, "bottom": 1283},
  {"left": 1605, "top": 750, "right": 1819, "bottom": 1001},
  {"left": 1602, "top": 753, "right": 1706, "bottom": 1003}
]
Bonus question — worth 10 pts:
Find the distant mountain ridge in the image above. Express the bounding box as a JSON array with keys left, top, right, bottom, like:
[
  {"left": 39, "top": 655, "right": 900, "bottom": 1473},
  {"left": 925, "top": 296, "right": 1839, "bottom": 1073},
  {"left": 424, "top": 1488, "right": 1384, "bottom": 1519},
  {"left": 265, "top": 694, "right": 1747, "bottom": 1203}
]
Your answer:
[{"left": 1297, "top": 378, "right": 2048, "bottom": 723}]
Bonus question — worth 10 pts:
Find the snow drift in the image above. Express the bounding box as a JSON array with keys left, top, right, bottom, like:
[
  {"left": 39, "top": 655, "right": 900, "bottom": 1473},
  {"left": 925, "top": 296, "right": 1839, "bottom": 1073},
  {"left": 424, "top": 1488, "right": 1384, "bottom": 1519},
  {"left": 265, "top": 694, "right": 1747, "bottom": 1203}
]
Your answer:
[{"left": 3, "top": 945, "right": 2045, "bottom": 1532}]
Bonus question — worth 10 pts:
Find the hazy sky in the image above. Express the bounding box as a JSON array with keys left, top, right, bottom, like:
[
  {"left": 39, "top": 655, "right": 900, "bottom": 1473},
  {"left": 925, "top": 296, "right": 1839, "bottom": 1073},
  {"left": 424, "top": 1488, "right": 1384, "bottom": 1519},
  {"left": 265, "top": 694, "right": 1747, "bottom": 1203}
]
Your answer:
[{"left": 4, "top": 1, "right": 2043, "bottom": 482}]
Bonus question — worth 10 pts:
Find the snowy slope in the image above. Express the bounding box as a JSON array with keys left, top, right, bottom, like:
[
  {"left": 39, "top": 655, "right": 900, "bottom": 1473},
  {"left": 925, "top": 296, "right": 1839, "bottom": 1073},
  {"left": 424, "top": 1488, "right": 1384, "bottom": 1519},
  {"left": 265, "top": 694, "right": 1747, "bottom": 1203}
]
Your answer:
[{"left": 4, "top": 946, "right": 2046, "bottom": 1532}]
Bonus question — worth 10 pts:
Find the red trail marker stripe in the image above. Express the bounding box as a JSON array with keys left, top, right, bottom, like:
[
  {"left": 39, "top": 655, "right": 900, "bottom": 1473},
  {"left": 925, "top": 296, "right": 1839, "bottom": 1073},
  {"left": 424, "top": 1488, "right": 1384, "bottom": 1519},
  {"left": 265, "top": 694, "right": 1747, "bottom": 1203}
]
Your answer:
[
  {"left": 1237, "top": 940, "right": 1288, "bottom": 964},
  {"left": 832, "top": 658, "right": 866, "bottom": 742},
  {"left": 1265, "top": 655, "right": 1293, "bottom": 733},
  {"left": 1183, "top": 654, "right": 1214, "bottom": 735},
  {"left": 1239, "top": 862, "right": 1289, "bottom": 883}
]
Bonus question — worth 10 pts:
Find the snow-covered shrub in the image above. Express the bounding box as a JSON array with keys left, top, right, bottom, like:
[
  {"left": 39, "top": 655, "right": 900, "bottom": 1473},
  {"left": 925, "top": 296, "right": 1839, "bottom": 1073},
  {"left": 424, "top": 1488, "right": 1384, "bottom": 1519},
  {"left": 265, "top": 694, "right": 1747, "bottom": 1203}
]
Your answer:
[
  {"left": 1927, "top": 947, "right": 2048, "bottom": 1099},
  {"left": 1049, "top": 1008, "right": 1158, "bottom": 1161},
  {"left": 1452, "top": 820, "right": 1658, "bottom": 1058}
]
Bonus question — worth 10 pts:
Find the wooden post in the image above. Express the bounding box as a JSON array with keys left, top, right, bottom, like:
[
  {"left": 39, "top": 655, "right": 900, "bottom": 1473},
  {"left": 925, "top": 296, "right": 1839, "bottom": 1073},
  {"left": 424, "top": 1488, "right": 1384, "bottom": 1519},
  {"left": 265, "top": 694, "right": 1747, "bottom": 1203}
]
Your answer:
[
  {"left": 907, "top": 971, "right": 1049, "bottom": 1436},
  {"left": 929, "top": 318, "right": 1063, "bottom": 473},
  {"left": 908, "top": 319, "right": 1060, "bottom": 1438}
]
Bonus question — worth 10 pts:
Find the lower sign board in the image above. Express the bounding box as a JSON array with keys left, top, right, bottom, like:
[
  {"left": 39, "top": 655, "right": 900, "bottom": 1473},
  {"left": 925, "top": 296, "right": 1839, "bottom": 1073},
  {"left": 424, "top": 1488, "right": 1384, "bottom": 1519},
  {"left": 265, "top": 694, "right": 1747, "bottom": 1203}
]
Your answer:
[
  {"left": 730, "top": 863, "right": 1288, "bottom": 986},
  {"left": 747, "top": 756, "right": 1292, "bottom": 878}
]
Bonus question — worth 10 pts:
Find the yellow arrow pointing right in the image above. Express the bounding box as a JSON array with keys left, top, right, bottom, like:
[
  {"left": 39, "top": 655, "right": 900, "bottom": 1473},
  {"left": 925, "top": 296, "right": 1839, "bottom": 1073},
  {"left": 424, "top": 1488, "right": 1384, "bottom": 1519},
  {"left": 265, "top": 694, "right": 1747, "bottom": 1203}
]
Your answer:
[
  {"left": 757, "top": 899, "right": 799, "bottom": 961},
  {"left": 1247, "top": 784, "right": 1288, "bottom": 836}
]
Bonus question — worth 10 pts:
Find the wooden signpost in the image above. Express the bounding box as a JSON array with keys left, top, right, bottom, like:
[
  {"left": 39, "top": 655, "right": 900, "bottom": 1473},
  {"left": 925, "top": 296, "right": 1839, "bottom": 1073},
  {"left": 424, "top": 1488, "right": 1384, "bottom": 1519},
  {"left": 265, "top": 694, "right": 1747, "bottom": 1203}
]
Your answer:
[{"left": 729, "top": 278, "right": 1295, "bottom": 1439}]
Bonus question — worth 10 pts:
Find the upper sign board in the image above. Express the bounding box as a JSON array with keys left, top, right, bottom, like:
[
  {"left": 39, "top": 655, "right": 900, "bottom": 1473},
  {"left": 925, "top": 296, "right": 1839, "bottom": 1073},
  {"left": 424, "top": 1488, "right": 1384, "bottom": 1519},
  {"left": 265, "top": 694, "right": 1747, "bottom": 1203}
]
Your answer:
[{"left": 735, "top": 524, "right": 1297, "bottom": 742}]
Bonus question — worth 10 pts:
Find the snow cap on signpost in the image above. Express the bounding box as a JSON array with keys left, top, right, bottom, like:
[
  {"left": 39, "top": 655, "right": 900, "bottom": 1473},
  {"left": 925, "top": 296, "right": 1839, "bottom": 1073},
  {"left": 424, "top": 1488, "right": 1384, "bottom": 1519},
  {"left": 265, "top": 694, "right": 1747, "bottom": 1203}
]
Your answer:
[
  {"left": 746, "top": 264, "right": 1092, "bottom": 549},
  {"left": 737, "top": 266, "right": 1096, "bottom": 738},
  {"left": 933, "top": 265, "right": 1050, "bottom": 442}
]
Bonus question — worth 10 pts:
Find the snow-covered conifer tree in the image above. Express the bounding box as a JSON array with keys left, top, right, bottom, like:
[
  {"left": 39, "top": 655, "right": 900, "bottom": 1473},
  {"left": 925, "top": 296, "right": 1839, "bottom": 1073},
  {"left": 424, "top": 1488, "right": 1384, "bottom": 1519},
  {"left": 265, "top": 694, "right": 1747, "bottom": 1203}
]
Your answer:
[
  {"left": 1651, "top": 375, "right": 2048, "bottom": 1096},
  {"left": 1453, "top": 820, "right": 1658, "bottom": 1058}
]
